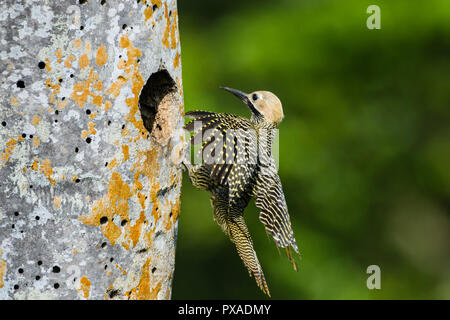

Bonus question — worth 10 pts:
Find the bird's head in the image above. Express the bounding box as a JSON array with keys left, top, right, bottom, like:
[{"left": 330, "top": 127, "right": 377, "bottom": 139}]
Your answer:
[{"left": 220, "top": 87, "right": 284, "bottom": 126}]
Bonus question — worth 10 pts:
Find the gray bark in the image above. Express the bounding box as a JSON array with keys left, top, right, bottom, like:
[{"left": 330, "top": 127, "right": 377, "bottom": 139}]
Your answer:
[{"left": 0, "top": 0, "right": 184, "bottom": 300}]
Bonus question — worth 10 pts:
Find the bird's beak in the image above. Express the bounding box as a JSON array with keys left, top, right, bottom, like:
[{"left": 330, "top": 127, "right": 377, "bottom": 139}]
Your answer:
[{"left": 220, "top": 86, "right": 261, "bottom": 116}]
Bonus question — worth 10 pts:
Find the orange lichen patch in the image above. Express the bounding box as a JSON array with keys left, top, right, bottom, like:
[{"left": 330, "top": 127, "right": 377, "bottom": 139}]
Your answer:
[
  {"left": 44, "top": 79, "right": 61, "bottom": 104},
  {"left": 81, "top": 122, "right": 96, "bottom": 139},
  {"left": 137, "top": 192, "right": 146, "bottom": 209},
  {"left": 107, "top": 158, "right": 119, "bottom": 170},
  {"left": 126, "top": 258, "right": 161, "bottom": 300},
  {"left": 31, "top": 160, "right": 39, "bottom": 171},
  {"left": 41, "top": 159, "right": 56, "bottom": 186},
  {"left": 78, "top": 169, "right": 152, "bottom": 250},
  {"left": 45, "top": 58, "right": 52, "bottom": 72},
  {"left": 72, "top": 175, "right": 78, "bottom": 182},
  {"left": 64, "top": 55, "right": 76, "bottom": 68},
  {"left": 1, "top": 138, "right": 18, "bottom": 164},
  {"left": 79, "top": 53, "right": 90, "bottom": 69},
  {"left": 55, "top": 48, "right": 62, "bottom": 59},
  {"left": 151, "top": 0, "right": 162, "bottom": 9},
  {"left": 165, "top": 287, "right": 171, "bottom": 300},
  {"left": 95, "top": 45, "right": 108, "bottom": 67},
  {"left": 93, "top": 80, "right": 103, "bottom": 91},
  {"left": 32, "top": 115, "right": 42, "bottom": 126},
  {"left": 162, "top": 2, "right": 171, "bottom": 48},
  {"left": 73, "top": 39, "right": 82, "bottom": 49},
  {"left": 150, "top": 181, "right": 161, "bottom": 222},
  {"left": 72, "top": 249, "right": 78, "bottom": 254},
  {"left": 170, "top": 11, "right": 178, "bottom": 49},
  {"left": 117, "top": 35, "right": 148, "bottom": 139},
  {"left": 104, "top": 100, "right": 111, "bottom": 111},
  {"left": 54, "top": 196, "right": 61, "bottom": 210},
  {"left": 131, "top": 148, "right": 159, "bottom": 195},
  {"left": 33, "top": 137, "right": 40, "bottom": 148},
  {"left": 89, "top": 111, "right": 98, "bottom": 120},
  {"left": 71, "top": 67, "right": 99, "bottom": 107},
  {"left": 163, "top": 196, "right": 180, "bottom": 232},
  {"left": 122, "top": 144, "right": 129, "bottom": 162},
  {"left": 128, "top": 210, "right": 146, "bottom": 248},
  {"left": 174, "top": 50, "right": 180, "bottom": 69},
  {"left": 79, "top": 172, "right": 131, "bottom": 246},
  {"left": 92, "top": 95, "right": 103, "bottom": 107},
  {"left": 144, "top": 6, "right": 153, "bottom": 22},
  {"left": 172, "top": 198, "right": 181, "bottom": 223},
  {"left": 0, "top": 250, "right": 6, "bottom": 289},
  {"left": 10, "top": 97, "right": 19, "bottom": 106},
  {"left": 107, "top": 76, "right": 127, "bottom": 98},
  {"left": 79, "top": 276, "right": 91, "bottom": 299},
  {"left": 71, "top": 80, "right": 89, "bottom": 107},
  {"left": 56, "top": 99, "right": 69, "bottom": 111}
]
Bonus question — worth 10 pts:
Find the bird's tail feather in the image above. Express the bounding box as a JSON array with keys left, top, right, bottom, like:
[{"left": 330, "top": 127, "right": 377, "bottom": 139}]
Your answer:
[
  {"left": 228, "top": 216, "right": 270, "bottom": 297},
  {"left": 285, "top": 246, "right": 298, "bottom": 272}
]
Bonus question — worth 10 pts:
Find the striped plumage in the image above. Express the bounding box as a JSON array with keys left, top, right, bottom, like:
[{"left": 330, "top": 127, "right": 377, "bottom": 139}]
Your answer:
[{"left": 183, "top": 87, "right": 298, "bottom": 296}]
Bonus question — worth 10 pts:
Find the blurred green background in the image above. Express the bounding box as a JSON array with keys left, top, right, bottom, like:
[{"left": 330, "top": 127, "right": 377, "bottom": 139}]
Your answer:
[{"left": 172, "top": 0, "right": 450, "bottom": 299}]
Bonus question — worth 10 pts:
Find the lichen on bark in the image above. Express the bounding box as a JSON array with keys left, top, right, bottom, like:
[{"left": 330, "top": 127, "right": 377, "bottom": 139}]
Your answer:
[{"left": 0, "top": 0, "right": 184, "bottom": 300}]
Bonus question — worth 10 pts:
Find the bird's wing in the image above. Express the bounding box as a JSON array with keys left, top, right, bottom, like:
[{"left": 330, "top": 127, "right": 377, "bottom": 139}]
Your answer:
[
  {"left": 184, "top": 111, "right": 257, "bottom": 193},
  {"left": 253, "top": 170, "right": 299, "bottom": 269}
]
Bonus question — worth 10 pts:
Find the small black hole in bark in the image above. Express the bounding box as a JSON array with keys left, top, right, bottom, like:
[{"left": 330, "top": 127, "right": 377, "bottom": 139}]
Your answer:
[
  {"left": 16, "top": 80, "right": 25, "bottom": 88},
  {"left": 100, "top": 216, "right": 108, "bottom": 224},
  {"left": 108, "top": 289, "right": 120, "bottom": 299}
]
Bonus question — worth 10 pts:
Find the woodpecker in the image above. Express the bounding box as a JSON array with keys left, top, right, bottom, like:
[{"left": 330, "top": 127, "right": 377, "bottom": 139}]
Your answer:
[{"left": 183, "top": 87, "right": 298, "bottom": 296}]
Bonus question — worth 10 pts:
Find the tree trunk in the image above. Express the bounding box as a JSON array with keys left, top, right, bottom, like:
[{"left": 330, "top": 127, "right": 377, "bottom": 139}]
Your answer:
[{"left": 0, "top": 0, "right": 184, "bottom": 300}]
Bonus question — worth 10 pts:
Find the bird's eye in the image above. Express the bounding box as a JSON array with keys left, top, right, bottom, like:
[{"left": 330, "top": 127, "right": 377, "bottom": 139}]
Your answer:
[{"left": 252, "top": 93, "right": 258, "bottom": 101}]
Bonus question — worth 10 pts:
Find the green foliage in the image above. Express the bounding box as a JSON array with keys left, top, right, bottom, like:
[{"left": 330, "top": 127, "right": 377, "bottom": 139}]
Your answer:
[{"left": 173, "top": 0, "right": 450, "bottom": 299}]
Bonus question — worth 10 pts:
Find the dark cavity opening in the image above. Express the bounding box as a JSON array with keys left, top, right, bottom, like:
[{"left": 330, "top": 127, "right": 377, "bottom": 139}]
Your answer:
[{"left": 138, "top": 69, "right": 178, "bottom": 145}]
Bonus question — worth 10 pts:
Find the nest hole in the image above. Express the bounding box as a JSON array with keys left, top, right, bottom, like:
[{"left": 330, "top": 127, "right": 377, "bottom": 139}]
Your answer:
[{"left": 139, "top": 69, "right": 178, "bottom": 145}]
